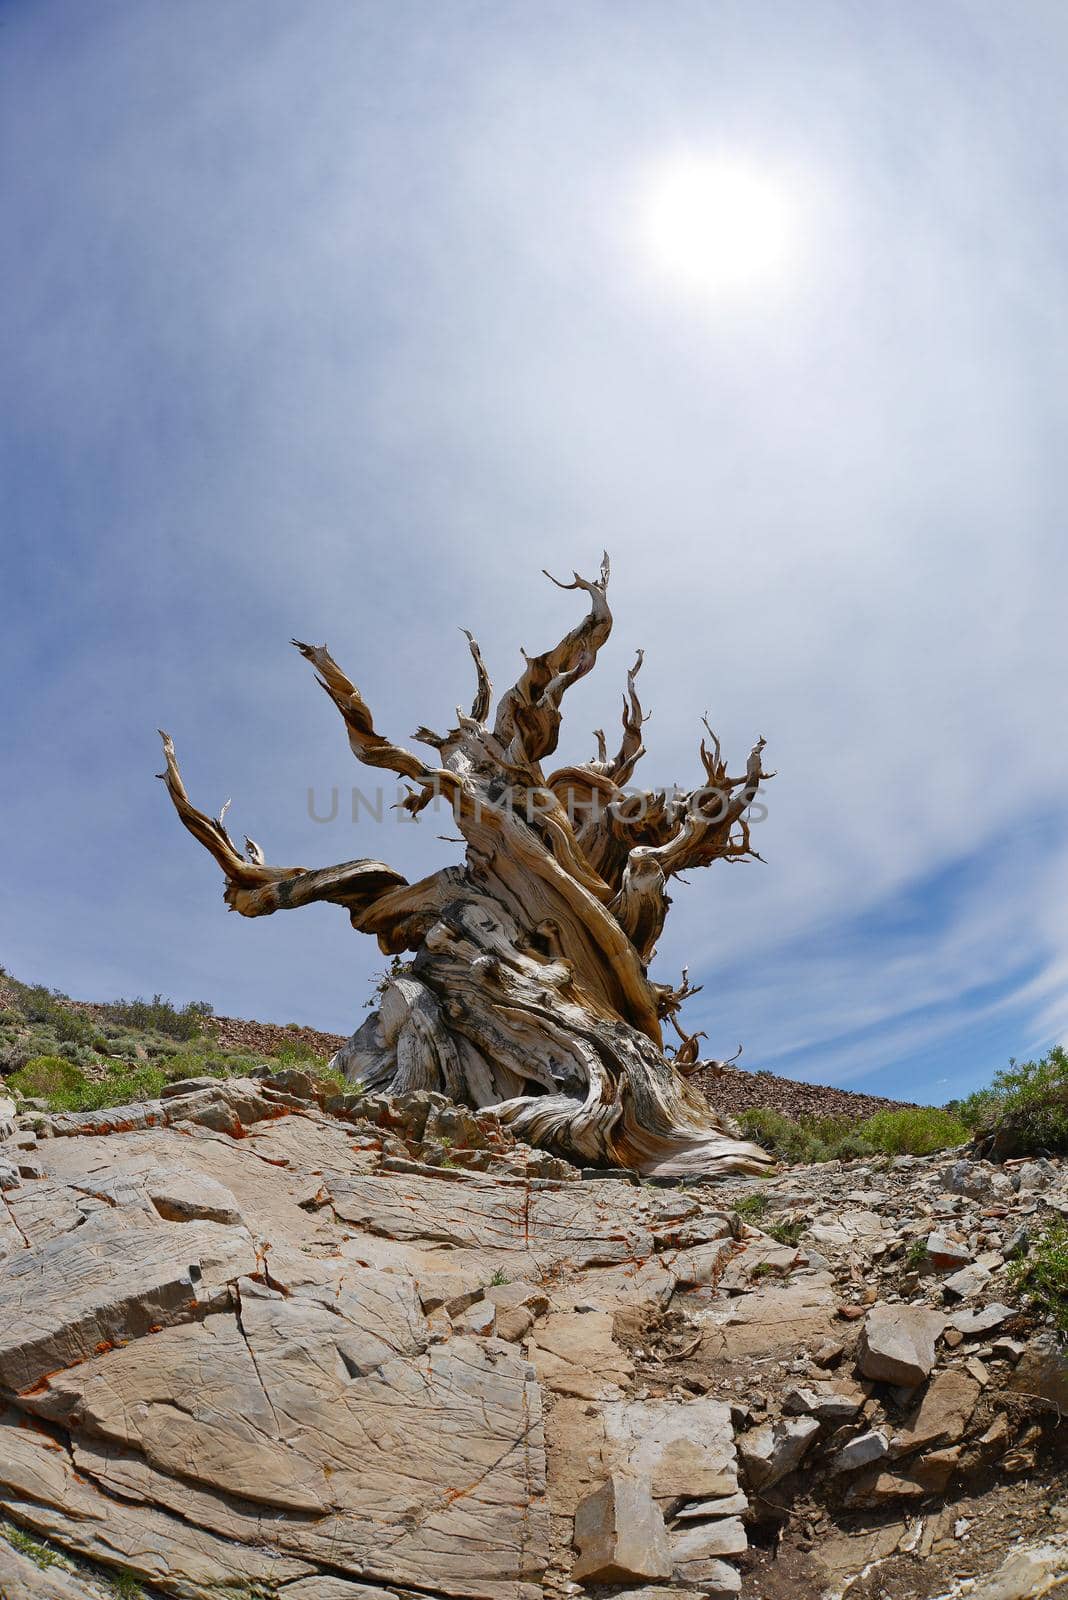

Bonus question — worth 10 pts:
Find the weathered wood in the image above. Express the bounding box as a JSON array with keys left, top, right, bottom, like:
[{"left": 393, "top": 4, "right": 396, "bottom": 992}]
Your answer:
[{"left": 160, "top": 557, "right": 773, "bottom": 1178}]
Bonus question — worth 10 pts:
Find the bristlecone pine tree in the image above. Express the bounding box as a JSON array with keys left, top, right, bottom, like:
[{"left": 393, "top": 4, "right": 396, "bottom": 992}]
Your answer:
[{"left": 160, "top": 556, "right": 774, "bottom": 1178}]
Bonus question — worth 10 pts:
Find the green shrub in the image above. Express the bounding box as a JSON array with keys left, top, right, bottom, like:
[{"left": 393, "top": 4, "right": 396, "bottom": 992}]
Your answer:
[
  {"left": 8, "top": 1055, "right": 86, "bottom": 1101},
  {"left": 1009, "top": 1217, "right": 1068, "bottom": 1333},
  {"left": 109, "top": 1571, "right": 144, "bottom": 1599},
  {"left": 6, "top": 981, "right": 98, "bottom": 1044},
  {"left": 739, "top": 1103, "right": 972, "bottom": 1165},
  {"left": 271, "top": 1041, "right": 326, "bottom": 1067},
  {"left": 733, "top": 1192, "right": 771, "bottom": 1219},
  {"left": 739, "top": 1108, "right": 878, "bottom": 1165},
  {"left": 69, "top": 1064, "right": 168, "bottom": 1113},
  {"left": 764, "top": 1217, "right": 806, "bottom": 1247},
  {"left": 2, "top": 1520, "right": 60, "bottom": 1568},
  {"left": 858, "top": 1107, "right": 970, "bottom": 1157},
  {"left": 97, "top": 994, "right": 213, "bottom": 1041},
  {"left": 739, "top": 1108, "right": 824, "bottom": 1163},
  {"left": 952, "top": 1048, "right": 1068, "bottom": 1158}
]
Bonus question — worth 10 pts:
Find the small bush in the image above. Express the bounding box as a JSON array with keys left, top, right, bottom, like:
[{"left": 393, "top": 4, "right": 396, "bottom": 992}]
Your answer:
[
  {"left": 738, "top": 1103, "right": 971, "bottom": 1165},
  {"left": 109, "top": 1572, "right": 144, "bottom": 1600},
  {"left": 97, "top": 994, "right": 213, "bottom": 1042},
  {"left": 1009, "top": 1216, "right": 1068, "bottom": 1333},
  {"left": 6, "top": 981, "right": 98, "bottom": 1044},
  {"left": 739, "top": 1108, "right": 824, "bottom": 1163},
  {"left": 271, "top": 1040, "right": 325, "bottom": 1067},
  {"left": 69, "top": 1064, "right": 167, "bottom": 1113},
  {"left": 764, "top": 1217, "right": 806, "bottom": 1247},
  {"left": 8, "top": 1055, "right": 86, "bottom": 1101},
  {"left": 739, "top": 1107, "right": 877, "bottom": 1165},
  {"left": 954, "top": 1048, "right": 1068, "bottom": 1158},
  {"left": 733, "top": 1192, "right": 771, "bottom": 1219},
  {"left": 859, "top": 1107, "right": 970, "bottom": 1157},
  {"left": 2, "top": 1520, "right": 60, "bottom": 1568}
]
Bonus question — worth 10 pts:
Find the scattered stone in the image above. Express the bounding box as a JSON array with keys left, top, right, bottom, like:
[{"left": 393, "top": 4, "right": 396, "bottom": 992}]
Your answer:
[
  {"left": 953, "top": 1533, "right": 1068, "bottom": 1599},
  {"left": 673, "top": 1492, "right": 749, "bottom": 1519},
  {"left": 948, "top": 1302, "right": 1015, "bottom": 1337},
  {"left": 670, "top": 1560, "right": 742, "bottom": 1596},
  {"left": 924, "top": 1231, "right": 972, "bottom": 1268},
  {"left": 782, "top": 1384, "right": 863, "bottom": 1421},
  {"left": 670, "top": 1516, "right": 747, "bottom": 1563},
  {"left": 831, "top": 1429, "right": 889, "bottom": 1473},
  {"left": 572, "top": 1473, "right": 673, "bottom": 1583},
  {"left": 737, "top": 1415, "right": 819, "bottom": 1489},
  {"left": 1008, "top": 1333, "right": 1068, "bottom": 1412},
  {"left": 857, "top": 1304, "right": 945, "bottom": 1387},
  {"left": 943, "top": 1263, "right": 992, "bottom": 1299},
  {"left": 891, "top": 1370, "right": 980, "bottom": 1454}
]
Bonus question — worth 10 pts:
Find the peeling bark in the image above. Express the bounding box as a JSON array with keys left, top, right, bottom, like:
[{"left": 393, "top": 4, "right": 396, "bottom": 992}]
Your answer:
[{"left": 159, "top": 557, "right": 774, "bottom": 1178}]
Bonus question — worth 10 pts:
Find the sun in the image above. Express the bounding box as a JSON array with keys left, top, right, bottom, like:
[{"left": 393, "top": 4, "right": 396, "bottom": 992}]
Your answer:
[{"left": 639, "top": 154, "right": 801, "bottom": 299}]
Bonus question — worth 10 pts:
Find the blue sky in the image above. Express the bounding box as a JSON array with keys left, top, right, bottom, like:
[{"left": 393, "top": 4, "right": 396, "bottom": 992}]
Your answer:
[{"left": 3, "top": 1, "right": 1067, "bottom": 1104}]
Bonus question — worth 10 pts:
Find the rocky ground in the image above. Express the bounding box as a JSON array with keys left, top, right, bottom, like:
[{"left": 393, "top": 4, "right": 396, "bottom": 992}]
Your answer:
[{"left": 0, "top": 1074, "right": 1064, "bottom": 1600}]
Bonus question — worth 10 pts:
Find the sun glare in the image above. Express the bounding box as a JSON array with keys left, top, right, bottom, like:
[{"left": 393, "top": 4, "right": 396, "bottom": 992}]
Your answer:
[{"left": 640, "top": 154, "right": 801, "bottom": 300}]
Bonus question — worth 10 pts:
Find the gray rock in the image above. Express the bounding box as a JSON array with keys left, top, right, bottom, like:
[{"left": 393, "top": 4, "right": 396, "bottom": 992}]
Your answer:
[
  {"left": 737, "top": 1415, "right": 819, "bottom": 1488},
  {"left": 1015, "top": 1160, "right": 1055, "bottom": 1193},
  {"left": 572, "top": 1473, "right": 673, "bottom": 1583},
  {"left": 924, "top": 1231, "right": 972, "bottom": 1268},
  {"left": 948, "top": 1302, "right": 1015, "bottom": 1337},
  {"left": 0, "top": 1159, "right": 21, "bottom": 1191},
  {"left": 942, "top": 1263, "right": 992, "bottom": 1299},
  {"left": 857, "top": 1304, "right": 945, "bottom": 1387},
  {"left": 782, "top": 1384, "right": 863, "bottom": 1421},
  {"left": 831, "top": 1429, "right": 889, "bottom": 1473},
  {"left": 670, "top": 1559, "right": 742, "bottom": 1595},
  {"left": 147, "top": 1172, "right": 243, "bottom": 1226},
  {"left": 160, "top": 1076, "right": 222, "bottom": 1098},
  {"left": 670, "top": 1516, "right": 747, "bottom": 1561},
  {"left": 1008, "top": 1333, "right": 1068, "bottom": 1412},
  {"left": 1003, "top": 1224, "right": 1029, "bottom": 1258},
  {"left": 959, "top": 1533, "right": 1068, "bottom": 1599},
  {"left": 0, "top": 1217, "right": 256, "bottom": 1392}
]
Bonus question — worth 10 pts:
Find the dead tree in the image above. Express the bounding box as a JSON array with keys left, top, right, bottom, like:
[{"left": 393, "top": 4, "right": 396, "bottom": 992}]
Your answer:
[{"left": 159, "top": 556, "right": 774, "bottom": 1178}]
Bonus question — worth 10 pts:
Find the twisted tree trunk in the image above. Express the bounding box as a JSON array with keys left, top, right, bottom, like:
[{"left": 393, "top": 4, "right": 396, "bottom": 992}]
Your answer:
[{"left": 159, "top": 556, "right": 774, "bottom": 1179}]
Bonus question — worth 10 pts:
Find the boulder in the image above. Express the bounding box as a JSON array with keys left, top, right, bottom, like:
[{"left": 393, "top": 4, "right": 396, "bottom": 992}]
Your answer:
[
  {"left": 737, "top": 1416, "right": 819, "bottom": 1488},
  {"left": 572, "top": 1473, "right": 673, "bottom": 1583},
  {"left": 857, "top": 1304, "right": 945, "bottom": 1387},
  {"left": 891, "top": 1369, "right": 981, "bottom": 1455}
]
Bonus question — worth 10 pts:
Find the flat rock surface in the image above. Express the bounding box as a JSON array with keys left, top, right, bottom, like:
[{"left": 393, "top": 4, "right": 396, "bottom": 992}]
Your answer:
[{"left": 1, "top": 1077, "right": 1065, "bottom": 1600}]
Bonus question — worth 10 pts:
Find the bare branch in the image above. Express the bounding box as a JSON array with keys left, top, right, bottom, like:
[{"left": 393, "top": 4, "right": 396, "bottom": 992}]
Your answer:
[
  {"left": 608, "top": 648, "right": 649, "bottom": 785},
  {"left": 493, "top": 552, "right": 613, "bottom": 765},
  {"left": 157, "top": 731, "right": 410, "bottom": 922},
  {"left": 291, "top": 639, "right": 451, "bottom": 795},
  {"left": 460, "top": 628, "right": 492, "bottom": 723}
]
